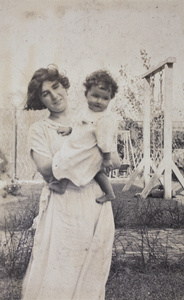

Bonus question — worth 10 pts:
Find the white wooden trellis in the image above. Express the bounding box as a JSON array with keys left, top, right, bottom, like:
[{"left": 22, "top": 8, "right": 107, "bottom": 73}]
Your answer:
[
  {"left": 123, "top": 57, "right": 184, "bottom": 199},
  {"left": 121, "top": 130, "right": 136, "bottom": 171}
]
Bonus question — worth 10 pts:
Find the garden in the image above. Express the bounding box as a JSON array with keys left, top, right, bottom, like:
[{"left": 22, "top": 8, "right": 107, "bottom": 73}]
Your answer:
[
  {"left": 0, "top": 52, "right": 184, "bottom": 299},
  {"left": 0, "top": 179, "right": 184, "bottom": 300}
]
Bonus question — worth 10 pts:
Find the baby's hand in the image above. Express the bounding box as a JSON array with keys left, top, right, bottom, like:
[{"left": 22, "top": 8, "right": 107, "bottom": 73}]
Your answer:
[
  {"left": 102, "top": 159, "right": 113, "bottom": 174},
  {"left": 57, "top": 126, "right": 72, "bottom": 136}
]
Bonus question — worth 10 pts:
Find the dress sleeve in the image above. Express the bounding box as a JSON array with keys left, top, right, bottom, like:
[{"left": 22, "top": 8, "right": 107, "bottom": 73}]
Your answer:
[
  {"left": 27, "top": 122, "right": 52, "bottom": 159},
  {"left": 96, "top": 114, "right": 117, "bottom": 153}
]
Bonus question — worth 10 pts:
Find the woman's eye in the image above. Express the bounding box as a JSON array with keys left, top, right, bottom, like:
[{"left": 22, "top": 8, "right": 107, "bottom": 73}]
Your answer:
[
  {"left": 42, "top": 92, "right": 49, "bottom": 97},
  {"left": 53, "top": 84, "right": 59, "bottom": 90}
]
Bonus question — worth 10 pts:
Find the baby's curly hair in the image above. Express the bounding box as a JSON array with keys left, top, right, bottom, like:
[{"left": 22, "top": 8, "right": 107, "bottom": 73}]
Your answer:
[
  {"left": 24, "top": 67, "right": 70, "bottom": 110},
  {"left": 83, "top": 70, "right": 118, "bottom": 99}
]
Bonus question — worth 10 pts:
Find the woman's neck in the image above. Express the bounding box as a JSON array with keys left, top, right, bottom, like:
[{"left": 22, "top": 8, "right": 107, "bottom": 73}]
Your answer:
[{"left": 49, "top": 107, "right": 72, "bottom": 125}]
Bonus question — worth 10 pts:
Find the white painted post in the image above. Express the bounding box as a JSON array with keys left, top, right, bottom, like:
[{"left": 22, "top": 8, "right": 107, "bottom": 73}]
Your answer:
[
  {"left": 164, "top": 63, "right": 173, "bottom": 199},
  {"left": 13, "top": 108, "right": 18, "bottom": 180},
  {"left": 143, "top": 77, "right": 151, "bottom": 186},
  {"left": 123, "top": 58, "right": 176, "bottom": 194}
]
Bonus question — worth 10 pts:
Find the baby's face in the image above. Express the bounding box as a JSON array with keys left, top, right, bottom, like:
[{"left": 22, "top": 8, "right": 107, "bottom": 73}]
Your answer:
[{"left": 86, "top": 85, "right": 111, "bottom": 112}]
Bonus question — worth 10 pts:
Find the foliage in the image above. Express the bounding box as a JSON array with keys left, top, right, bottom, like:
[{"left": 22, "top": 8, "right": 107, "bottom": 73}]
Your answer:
[
  {"left": 149, "top": 113, "right": 164, "bottom": 158},
  {"left": 113, "top": 49, "right": 151, "bottom": 164},
  {"left": 0, "top": 149, "right": 8, "bottom": 179},
  {"left": 106, "top": 181, "right": 184, "bottom": 299},
  {"left": 112, "top": 65, "right": 144, "bottom": 122},
  {"left": 173, "top": 131, "right": 184, "bottom": 149},
  {"left": 112, "top": 181, "right": 184, "bottom": 229},
  {"left": 112, "top": 49, "right": 151, "bottom": 124},
  {"left": 0, "top": 227, "right": 34, "bottom": 279},
  {"left": 117, "top": 118, "right": 143, "bottom": 162},
  {"left": 106, "top": 259, "right": 184, "bottom": 300},
  {"left": 3, "top": 180, "right": 21, "bottom": 197},
  {"left": 140, "top": 49, "right": 151, "bottom": 70},
  {"left": 0, "top": 182, "right": 184, "bottom": 299},
  {"left": 0, "top": 188, "right": 39, "bottom": 282},
  {"left": 0, "top": 190, "right": 40, "bottom": 231}
]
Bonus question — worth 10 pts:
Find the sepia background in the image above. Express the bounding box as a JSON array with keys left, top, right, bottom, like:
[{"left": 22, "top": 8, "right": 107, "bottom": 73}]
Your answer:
[
  {"left": 0, "top": 0, "right": 184, "bottom": 180},
  {"left": 0, "top": 0, "right": 184, "bottom": 111},
  {"left": 1, "top": 2, "right": 184, "bottom": 299}
]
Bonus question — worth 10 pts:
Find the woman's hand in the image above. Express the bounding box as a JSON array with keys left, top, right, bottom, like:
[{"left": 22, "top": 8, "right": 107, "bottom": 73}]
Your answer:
[{"left": 57, "top": 126, "right": 72, "bottom": 136}]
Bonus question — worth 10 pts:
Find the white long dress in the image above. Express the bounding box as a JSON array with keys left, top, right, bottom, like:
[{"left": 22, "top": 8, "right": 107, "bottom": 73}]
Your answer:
[{"left": 21, "top": 118, "right": 115, "bottom": 300}]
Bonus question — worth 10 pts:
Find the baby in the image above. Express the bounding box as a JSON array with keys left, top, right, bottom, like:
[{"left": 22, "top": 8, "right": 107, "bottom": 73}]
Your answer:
[{"left": 50, "top": 70, "right": 121, "bottom": 203}]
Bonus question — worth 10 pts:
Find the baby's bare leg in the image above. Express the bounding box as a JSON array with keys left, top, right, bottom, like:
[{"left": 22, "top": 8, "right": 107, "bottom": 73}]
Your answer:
[
  {"left": 95, "top": 171, "right": 115, "bottom": 204},
  {"left": 49, "top": 179, "right": 69, "bottom": 194}
]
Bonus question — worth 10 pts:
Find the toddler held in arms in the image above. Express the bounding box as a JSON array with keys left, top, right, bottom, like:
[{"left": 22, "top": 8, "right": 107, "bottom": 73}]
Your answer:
[{"left": 50, "top": 70, "right": 121, "bottom": 203}]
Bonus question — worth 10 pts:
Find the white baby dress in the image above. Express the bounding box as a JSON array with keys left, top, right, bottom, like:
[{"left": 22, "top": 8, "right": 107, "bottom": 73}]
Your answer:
[{"left": 53, "top": 107, "right": 120, "bottom": 186}]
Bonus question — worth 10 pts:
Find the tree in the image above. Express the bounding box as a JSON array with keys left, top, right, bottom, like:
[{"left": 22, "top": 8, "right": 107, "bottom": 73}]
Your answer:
[
  {"left": 140, "top": 49, "right": 151, "bottom": 70},
  {"left": 112, "top": 49, "right": 151, "bottom": 165},
  {"left": 112, "top": 49, "right": 151, "bottom": 122}
]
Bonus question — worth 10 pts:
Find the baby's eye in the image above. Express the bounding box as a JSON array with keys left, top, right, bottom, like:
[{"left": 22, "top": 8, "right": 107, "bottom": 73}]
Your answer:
[
  {"left": 92, "top": 94, "right": 99, "bottom": 98},
  {"left": 53, "top": 84, "right": 59, "bottom": 89}
]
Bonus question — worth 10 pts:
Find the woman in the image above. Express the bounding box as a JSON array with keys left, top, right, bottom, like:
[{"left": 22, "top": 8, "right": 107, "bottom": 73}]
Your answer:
[{"left": 22, "top": 67, "right": 115, "bottom": 300}]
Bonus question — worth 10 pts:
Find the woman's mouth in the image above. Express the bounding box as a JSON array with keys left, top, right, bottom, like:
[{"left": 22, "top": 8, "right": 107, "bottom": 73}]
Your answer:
[{"left": 53, "top": 98, "right": 63, "bottom": 105}]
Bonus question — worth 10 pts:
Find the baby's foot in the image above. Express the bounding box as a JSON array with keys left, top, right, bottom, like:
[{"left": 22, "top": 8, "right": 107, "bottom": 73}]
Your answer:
[{"left": 96, "top": 194, "right": 115, "bottom": 204}]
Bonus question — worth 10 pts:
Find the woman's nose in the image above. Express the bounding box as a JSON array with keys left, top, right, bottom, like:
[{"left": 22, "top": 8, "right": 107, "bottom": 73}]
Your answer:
[{"left": 50, "top": 91, "right": 57, "bottom": 101}]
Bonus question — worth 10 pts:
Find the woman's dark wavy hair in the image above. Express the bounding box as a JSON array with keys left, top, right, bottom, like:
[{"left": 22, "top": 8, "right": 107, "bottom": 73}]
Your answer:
[
  {"left": 83, "top": 70, "right": 118, "bottom": 99},
  {"left": 24, "top": 67, "right": 70, "bottom": 110}
]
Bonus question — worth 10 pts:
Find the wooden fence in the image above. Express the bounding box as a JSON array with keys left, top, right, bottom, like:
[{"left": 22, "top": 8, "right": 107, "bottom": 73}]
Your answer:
[{"left": 0, "top": 108, "right": 49, "bottom": 181}]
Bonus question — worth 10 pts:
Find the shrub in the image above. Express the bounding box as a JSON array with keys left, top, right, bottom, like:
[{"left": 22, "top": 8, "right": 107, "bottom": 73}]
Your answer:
[
  {"left": 3, "top": 180, "right": 21, "bottom": 197},
  {"left": 0, "top": 148, "right": 8, "bottom": 178}
]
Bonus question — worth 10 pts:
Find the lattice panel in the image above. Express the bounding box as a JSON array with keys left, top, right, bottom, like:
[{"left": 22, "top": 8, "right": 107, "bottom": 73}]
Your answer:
[
  {"left": 150, "top": 71, "right": 165, "bottom": 169},
  {"left": 133, "top": 146, "right": 143, "bottom": 168},
  {"left": 150, "top": 148, "right": 164, "bottom": 167}
]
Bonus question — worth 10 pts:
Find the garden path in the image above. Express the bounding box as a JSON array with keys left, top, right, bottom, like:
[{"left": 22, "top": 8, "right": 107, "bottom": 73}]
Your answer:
[{"left": 114, "top": 228, "right": 184, "bottom": 262}]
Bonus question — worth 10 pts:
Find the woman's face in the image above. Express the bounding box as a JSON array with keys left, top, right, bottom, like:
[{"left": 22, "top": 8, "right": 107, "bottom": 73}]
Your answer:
[{"left": 40, "top": 80, "right": 68, "bottom": 113}]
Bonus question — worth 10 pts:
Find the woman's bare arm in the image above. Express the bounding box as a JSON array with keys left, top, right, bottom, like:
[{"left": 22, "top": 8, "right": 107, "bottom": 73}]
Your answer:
[{"left": 31, "top": 150, "right": 54, "bottom": 183}]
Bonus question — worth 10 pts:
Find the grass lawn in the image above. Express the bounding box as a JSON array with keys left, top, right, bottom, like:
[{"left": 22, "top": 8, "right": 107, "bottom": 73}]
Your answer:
[
  {"left": 0, "top": 180, "right": 184, "bottom": 300},
  {"left": 112, "top": 180, "right": 184, "bottom": 229},
  {"left": 106, "top": 267, "right": 184, "bottom": 300},
  {"left": 106, "top": 180, "right": 184, "bottom": 300}
]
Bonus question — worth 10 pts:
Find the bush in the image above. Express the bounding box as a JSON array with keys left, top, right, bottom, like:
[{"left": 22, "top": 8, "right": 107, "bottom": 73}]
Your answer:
[
  {"left": 0, "top": 190, "right": 39, "bottom": 281},
  {"left": 3, "top": 180, "right": 21, "bottom": 197},
  {"left": 0, "top": 228, "right": 34, "bottom": 279},
  {"left": 112, "top": 182, "right": 184, "bottom": 229},
  {"left": 0, "top": 149, "right": 8, "bottom": 178}
]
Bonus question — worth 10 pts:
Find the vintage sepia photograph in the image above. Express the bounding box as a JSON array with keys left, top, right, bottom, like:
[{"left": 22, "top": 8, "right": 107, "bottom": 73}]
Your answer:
[{"left": 0, "top": 0, "right": 184, "bottom": 299}]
